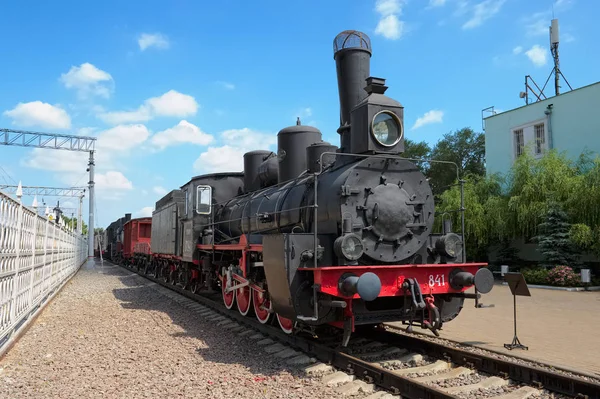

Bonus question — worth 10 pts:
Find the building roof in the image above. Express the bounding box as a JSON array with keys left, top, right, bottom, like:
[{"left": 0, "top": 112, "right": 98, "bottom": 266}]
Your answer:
[{"left": 484, "top": 80, "right": 600, "bottom": 120}]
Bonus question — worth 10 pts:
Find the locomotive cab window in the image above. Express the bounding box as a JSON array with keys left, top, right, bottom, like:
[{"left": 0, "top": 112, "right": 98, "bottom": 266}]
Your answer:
[{"left": 196, "top": 185, "right": 212, "bottom": 215}]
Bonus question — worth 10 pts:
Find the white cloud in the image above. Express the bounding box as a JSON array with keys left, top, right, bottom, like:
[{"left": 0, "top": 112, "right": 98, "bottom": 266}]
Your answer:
[
  {"left": 376, "top": 15, "right": 404, "bottom": 40},
  {"left": 24, "top": 149, "right": 87, "bottom": 173},
  {"left": 429, "top": 0, "right": 446, "bottom": 7},
  {"left": 146, "top": 90, "right": 198, "bottom": 117},
  {"left": 194, "top": 145, "right": 245, "bottom": 173},
  {"left": 153, "top": 186, "right": 167, "bottom": 196},
  {"left": 3, "top": 101, "right": 71, "bottom": 129},
  {"left": 23, "top": 124, "right": 148, "bottom": 182},
  {"left": 216, "top": 81, "right": 235, "bottom": 90},
  {"left": 462, "top": 0, "right": 505, "bottom": 30},
  {"left": 525, "top": 15, "right": 548, "bottom": 37},
  {"left": 151, "top": 120, "right": 213, "bottom": 150},
  {"left": 513, "top": 46, "right": 523, "bottom": 55},
  {"left": 138, "top": 33, "right": 170, "bottom": 51},
  {"left": 411, "top": 110, "right": 444, "bottom": 130},
  {"left": 376, "top": 0, "right": 402, "bottom": 15},
  {"left": 97, "top": 124, "right": 150, "bottom": 151},
  {"left": 60, "top": 63, "right": 113, "bottom": 99},
  {"left": 374, "top": 0, "right": 406, "bottom": 40},
  {"left": 98, "top": 89, "right": 198, "bottom": 125},
  {"left": 137, "top": 206, "right": 154, "bottom": 217},
  {"left": 525, "top": 45, "right": 548, "bottom": 67},
  {"left": 95, "top": 171, "right": 133, "bottom": 190},
  {"left": 193, "top": 128, "right": 276, "bottom": 173},
  {"left": 97, "top": 106, "right": 151, "bottom": 124}
]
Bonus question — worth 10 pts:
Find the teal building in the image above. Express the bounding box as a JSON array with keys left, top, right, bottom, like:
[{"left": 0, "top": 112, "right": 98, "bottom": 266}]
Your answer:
[{"left": 483, "top": 81, "right": 600, "bottom": 176}]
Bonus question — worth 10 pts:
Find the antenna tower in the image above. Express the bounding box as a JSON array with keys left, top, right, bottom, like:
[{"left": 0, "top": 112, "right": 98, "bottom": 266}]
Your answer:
[{"left": 521, "top": 19, "right": 573, "bottom": 104}]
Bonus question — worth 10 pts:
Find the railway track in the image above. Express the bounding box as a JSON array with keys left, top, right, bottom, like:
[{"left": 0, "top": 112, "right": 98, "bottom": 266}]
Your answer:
[{"left": 113, "top": 261, "right": 600, "bottom": 399}]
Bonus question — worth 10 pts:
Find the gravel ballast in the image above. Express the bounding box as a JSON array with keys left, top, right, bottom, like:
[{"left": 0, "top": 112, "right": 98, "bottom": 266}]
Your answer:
[{"left": 0, "top": 262, "right": 346, "bottom": 399}]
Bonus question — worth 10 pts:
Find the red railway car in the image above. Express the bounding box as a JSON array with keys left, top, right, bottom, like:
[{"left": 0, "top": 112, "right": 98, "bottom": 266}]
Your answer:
[{"left": 122, "top": 217, "right": 152, "bottom": 271}]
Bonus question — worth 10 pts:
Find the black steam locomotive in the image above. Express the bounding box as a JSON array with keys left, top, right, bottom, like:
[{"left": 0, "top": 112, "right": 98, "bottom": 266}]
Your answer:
[{"left": 112, "top": 30, "right": 493, "bottom": 345}]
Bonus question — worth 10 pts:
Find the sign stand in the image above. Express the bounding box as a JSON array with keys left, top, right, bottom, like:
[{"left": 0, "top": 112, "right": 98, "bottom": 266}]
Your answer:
[{"left": 503, "top": 273, "right": 530, "bottom": 350}]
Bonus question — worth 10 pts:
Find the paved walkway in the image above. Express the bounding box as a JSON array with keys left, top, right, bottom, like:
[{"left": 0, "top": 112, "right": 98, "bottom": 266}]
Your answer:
[
  {"left": 0, "top": 260, "right": 342, "bottom": 399},
  {"left": 389, "top": 283, "right": 600, "bottom": 377}
]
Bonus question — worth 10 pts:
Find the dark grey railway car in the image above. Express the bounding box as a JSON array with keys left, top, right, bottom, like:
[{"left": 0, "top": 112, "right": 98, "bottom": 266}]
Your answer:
[{"left": 151, "top": 190, "right": 185, "bottom": 256}]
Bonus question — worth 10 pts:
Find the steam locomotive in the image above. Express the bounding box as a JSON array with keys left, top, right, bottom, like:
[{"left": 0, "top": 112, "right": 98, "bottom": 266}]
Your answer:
[{"left": 106, "top": 30, "right": 493, "bottom": 345}]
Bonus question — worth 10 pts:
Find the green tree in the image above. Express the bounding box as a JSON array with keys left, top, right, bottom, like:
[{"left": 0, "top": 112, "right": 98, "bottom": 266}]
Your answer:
[
  {"left": 428, "top": 127, "right": 485, "bottom": 194},
  {"left": 60, "top": 215, "right": 88, "bottom": 235},
  {"left": 435, "top": 173, "right": 506, "bottom": 261},
  {"left": 403, "top": 139, "right": 431, "bottom": 172},
  {"left": 533, "top": 201, "right": 578, "bottom": 266}
]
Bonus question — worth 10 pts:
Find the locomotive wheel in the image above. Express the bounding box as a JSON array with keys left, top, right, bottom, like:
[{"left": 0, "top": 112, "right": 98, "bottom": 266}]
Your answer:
[
  {"left": 221, "top": 276, "right": 236, "bottom": 310},
  {"left": 162, "top": 265, "right": 170, "bottom": 283},
  {"left": 252, "top": 288, "right": 272, "bottom": 324},
  {"left": 277, "top": 314, "right": 295, "bottom": 334},
  {"left": 153, "top": 262, "right": 160, "bottom": 278},
  {"left": 190, "top": 279, "right": 199, "bottom": 294},
  {"left": 236, "top": 285, "right": 252, "bottom": 316}
]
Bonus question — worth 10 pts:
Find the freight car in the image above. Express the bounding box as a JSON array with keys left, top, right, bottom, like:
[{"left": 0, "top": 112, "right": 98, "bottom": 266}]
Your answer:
[
  {"left": 122, "top": 217, "right": 152, "bottom": 271},
  {"left": 115, "top": 30, "right": 494, "bottom": 345}
]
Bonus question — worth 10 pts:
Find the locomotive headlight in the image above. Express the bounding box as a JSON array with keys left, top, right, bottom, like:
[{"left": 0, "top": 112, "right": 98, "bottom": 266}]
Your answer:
[
  {"left": 435, "top": 233, "right": 463, "bottom": 259},
  {"left": 371, "top": 111, "right": 403, "bottom": 147},
  {"left": 334, "top": 234, "right": 364, "bottom": 261}
]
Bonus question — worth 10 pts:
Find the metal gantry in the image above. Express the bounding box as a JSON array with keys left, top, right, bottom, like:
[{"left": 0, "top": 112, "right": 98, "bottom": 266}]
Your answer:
[
  {"left": 0, "top": 128, "right": 96, "bottom": 151},
  {"left": 0, "top": 185, "right": 86, "bottom": 197},
  {"left": 0, "top": 128, "right": 97, "bottom": 257}
]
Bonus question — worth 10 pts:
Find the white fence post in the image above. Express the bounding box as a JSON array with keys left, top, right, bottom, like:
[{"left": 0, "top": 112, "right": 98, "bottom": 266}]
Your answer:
[
  {"left": 27, "top": 212, "right": 38, "bottom": 310},
  {"left": 9, "top": 200, "right": 23, "bottom": 330}
]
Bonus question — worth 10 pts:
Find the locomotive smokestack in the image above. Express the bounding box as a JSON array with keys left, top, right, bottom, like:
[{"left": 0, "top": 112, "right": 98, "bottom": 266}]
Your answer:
[{"left": 334, "top": 30, "right": 372, "bottom": 151}]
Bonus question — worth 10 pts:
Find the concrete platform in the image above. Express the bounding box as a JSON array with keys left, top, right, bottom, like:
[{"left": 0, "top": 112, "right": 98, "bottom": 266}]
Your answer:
[{"left": 387, "top": 283, "right": 600, "bottom": 377}]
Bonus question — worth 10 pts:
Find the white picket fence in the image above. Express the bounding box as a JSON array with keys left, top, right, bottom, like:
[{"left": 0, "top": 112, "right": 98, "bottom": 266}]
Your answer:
[{"left": 0, "top": 190, "right": 87, "bottom": 351}]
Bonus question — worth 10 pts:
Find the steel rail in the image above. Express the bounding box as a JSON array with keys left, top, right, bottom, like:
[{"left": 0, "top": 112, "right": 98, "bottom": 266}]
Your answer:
[{"left": 365, "top": 327, "right": 600, "bottom": 399}]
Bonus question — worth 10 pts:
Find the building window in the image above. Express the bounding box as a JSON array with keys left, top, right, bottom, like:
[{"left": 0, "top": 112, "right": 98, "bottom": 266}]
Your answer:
[
  {"left": 514, "top": 129, "right": 524, "bottom": 157},
  {"left": 534, "top": 123, "right": 545, "bottom": 155}
]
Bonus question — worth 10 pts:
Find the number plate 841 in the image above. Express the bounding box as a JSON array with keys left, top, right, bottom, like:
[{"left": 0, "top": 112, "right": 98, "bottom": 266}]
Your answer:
[{"left": 428, "top": 274, "right": 446, "bottom": 287}]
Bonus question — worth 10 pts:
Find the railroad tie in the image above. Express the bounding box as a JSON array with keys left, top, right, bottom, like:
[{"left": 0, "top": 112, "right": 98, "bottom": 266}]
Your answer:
[
  {"left": 492, "top": 386, "right": 541, "bottom": 399},
  {"left": 443, "top": 376, "right": 510, "bottom": 394}
]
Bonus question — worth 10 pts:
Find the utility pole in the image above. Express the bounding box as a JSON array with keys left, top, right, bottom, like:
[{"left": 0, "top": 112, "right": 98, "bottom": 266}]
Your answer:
[
  {"left": 88, "top": 151, "right": 95, "bottom": 258},
  {"left": 78, "top": 193, "right": 84, "bottom": 234}
]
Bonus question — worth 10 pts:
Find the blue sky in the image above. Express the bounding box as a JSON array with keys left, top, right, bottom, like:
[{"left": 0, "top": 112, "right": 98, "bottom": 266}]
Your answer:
[{"left": 0, "top": 0, "right": 597, "bottom": 228}]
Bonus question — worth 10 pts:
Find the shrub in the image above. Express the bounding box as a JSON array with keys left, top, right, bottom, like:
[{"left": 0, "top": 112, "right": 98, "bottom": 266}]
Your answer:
[
  {"left": 521, "top": 267, "right": 549, "bottom": 285},
  {"left": 547, "top": 265, "right": 581, "bottom": 287}
]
